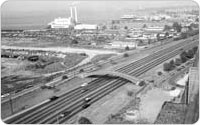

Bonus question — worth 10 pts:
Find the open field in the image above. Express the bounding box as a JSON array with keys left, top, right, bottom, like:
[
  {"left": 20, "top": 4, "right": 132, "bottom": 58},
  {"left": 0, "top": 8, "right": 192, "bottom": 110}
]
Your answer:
[{"left": 1, "top": 52, "right": 86, "bottom": 95}]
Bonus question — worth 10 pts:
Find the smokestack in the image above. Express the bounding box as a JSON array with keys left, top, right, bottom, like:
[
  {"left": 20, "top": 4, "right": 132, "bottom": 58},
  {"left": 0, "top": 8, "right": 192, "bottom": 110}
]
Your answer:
[
  {"left": 74, "top": 6, "right": 78, "bottom": 23},
  {"left": 70, "top": 7, "right": 73, "bottom": 18}
]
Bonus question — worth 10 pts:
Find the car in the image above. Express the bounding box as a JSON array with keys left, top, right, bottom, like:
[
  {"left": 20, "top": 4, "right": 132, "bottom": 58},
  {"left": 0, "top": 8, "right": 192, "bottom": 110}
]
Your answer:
[
  {"left": 1, "top": 93, "right": 10, "bottom": 98},
  {"left": 15, "top": 89, "right": 23, "bottom": 93},
  {"left": 180, "top": 48, "right": 184, "bottom": 51},
  {"left": 25, "top": 85, "right": 33, "bottom": 89},
  {"left": 81, "top": 82, "right": 88, "bottom": 87},
  {"left": 60, "top": 111, "right": 72, "bottom": 117},
  {"left": 50, "top": 96, "right": 59, "bottom": 101},
  {"left": 82, "top": 103, "right": 91, "bottom": 109},
  {"left": 84, "top": 97, "right": 91, "bottom": 102}
]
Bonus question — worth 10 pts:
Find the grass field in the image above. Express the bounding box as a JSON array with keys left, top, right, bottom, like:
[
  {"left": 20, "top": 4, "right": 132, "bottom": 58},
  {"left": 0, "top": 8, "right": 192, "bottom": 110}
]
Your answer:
[{"left": 1, "top": 52, "right": 86, "bottom": 95}]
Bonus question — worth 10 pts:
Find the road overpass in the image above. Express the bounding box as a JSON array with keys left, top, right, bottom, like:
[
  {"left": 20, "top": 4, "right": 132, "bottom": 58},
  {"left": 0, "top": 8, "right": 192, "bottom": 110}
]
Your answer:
[{"left": 79, "top": 70, "right": 140, "bottom": 84}]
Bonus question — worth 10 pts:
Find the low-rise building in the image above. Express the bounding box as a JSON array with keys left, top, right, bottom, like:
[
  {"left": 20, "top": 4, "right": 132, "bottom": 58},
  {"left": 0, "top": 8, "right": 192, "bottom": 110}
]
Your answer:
[
  {"left": 105, "top": 41, "right": 137, "bottom": 48},
  {"left": 74, "top": 24, "right": 98, "bottom": 30}
]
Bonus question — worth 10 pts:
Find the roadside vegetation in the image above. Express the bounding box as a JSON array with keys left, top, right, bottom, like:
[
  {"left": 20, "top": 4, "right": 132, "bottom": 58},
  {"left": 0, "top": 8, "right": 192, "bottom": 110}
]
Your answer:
[
  {"left": 163, "top": 46, "right": 198, "bottom": 72},
  {"left": 78, "top": 117, "right": 92, "bottom": 124}
]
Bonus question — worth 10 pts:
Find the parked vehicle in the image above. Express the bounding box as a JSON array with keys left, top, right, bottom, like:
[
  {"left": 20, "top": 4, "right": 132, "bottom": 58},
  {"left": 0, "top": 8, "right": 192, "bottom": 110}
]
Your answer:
[
  {"left": 81, "top": 82, "right": 88, "bottom": 87},
  {"left": 25, "top": 85, "right": 33, "bottom": 89},
  {"left": 1, "top": 93, "right": 10, "bottom": 98},
  {"left": 82, "top": 103, "right": 91, "bottom": 109},
  {"left": 84, "top": 97, "right": 91, "bottom": 102},
  {"left": 50, "top": 96, "right": 59, "bottom": 101}
]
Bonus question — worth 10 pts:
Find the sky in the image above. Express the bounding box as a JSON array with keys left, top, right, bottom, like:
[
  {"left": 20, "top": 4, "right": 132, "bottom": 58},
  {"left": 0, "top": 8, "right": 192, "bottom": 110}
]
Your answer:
[{"left": 1, "top": 0, "right": 198, "bottom": 29}]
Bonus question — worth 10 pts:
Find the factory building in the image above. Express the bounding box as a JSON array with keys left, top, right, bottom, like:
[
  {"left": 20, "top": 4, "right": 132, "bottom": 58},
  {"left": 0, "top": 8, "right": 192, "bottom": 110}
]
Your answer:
[
  {"left": 48, "top": 7, "right": 77, "bottom": 28},
  {"left": 48, "top": 6, "right": 98, "bottom": 30},
  {"left": 74, "top": 24, "right": 98, "bottom": 30}
]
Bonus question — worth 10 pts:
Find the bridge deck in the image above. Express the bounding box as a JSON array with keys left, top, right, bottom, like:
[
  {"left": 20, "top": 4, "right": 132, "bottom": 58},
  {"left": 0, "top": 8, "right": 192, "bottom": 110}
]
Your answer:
[{"left": 80, "top": 70, "right": 140, "bottom": 84}]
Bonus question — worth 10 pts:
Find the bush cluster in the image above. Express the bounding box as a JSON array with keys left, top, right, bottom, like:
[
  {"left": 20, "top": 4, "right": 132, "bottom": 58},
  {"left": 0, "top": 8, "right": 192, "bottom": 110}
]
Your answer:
[{"left": 163, "top": 46, "right": 198, "bottom": 72}]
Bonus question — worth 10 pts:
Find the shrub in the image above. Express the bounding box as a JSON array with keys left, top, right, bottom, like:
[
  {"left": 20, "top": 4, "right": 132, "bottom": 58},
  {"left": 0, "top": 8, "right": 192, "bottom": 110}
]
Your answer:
[
  {"left": 71, "top": 39, "right": 78, "bottom": 44},
  {"left": 125, "top": 46, "right": 130, "bottom": 51},
  {"left": 174, "top": 58, "right": 182, "bottom": 66},
  {"left": 163, "top": 63, "right": 172, "bottom": 71},
  {"left": 123, "top": 53, "right": 129, "bottom": 57},
  {"left": 169, "top": 60, "right": 175, "bottom": 67},
  {"left": 79, "top": 69, "right": 84, "bottom": 73},
  {"left": 157, "top": 71, "right": 162, "bottom": 76},
  {"left": 193, "top": 46, "right": 198, "bottom": 53},
  {"left": 180, "top": 51, "right": 189, "bottom": 63},
  {"left": 80, "top": 53, "right": 87, "bottom": 56},
  {"left": 62, "top": 75, "right": 68, "bottom": 80},
  {"left": 138, "top": 81, "right": 146, "bottom": 86},
  {"left": 78, "top": 117, "right": 92, "bottom": 124},
  {"left": 127, "top": 91, "right": 134, "bottom": 97},
  {"left": 186, "top": 49, "right": 195, "bottom": 58}
]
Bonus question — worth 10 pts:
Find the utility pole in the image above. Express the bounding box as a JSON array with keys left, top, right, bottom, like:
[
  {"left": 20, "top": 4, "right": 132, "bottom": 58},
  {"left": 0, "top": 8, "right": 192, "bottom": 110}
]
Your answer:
[{"left": 9, "top": 92, "right": 14, "bottom": 115}]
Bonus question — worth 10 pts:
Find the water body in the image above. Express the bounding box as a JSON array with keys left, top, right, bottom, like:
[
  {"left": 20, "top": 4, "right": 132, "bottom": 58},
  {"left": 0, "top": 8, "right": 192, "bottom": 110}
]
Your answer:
[{"left": 1, "top": 1, "right": 196, "bottom": 30}]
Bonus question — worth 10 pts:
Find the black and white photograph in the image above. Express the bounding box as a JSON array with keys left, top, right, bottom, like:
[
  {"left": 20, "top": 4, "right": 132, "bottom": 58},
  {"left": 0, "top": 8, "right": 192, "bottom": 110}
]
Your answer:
[{"left": 1, "top": 0, "right": 199, "bottom": 124}]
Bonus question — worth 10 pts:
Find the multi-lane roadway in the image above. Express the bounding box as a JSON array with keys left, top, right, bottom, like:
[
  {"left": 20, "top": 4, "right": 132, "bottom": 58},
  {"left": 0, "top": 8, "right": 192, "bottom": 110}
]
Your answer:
[{"left": 3, "top": 36, "right": 198, "bottom": 124}]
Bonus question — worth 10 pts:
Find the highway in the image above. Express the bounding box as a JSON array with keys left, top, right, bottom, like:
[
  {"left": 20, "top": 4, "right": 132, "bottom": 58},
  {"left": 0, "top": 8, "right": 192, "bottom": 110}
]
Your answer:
[
  {"left": 1, "top": 36, "right": 196, "bottom": 103},
  {"left": 3, "top": 37, "right": 198, "bottom": 124}
]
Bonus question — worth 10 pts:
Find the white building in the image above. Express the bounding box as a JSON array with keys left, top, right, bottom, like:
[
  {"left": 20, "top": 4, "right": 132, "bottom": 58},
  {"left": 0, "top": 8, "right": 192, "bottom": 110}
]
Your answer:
[
  {"left": 144, "top": 26, "right": 164, "bottom": 32},
  {"left": 48, "top": 7, "right": 77, "bottom": 28},
  {"left": 107, "top": 41, "right": 137, "bottom": 48},
  {"left": 74, "top": 24, "right": 98, "bottom": 30},
  {"left": 48, "top": 17, "right": 74, "bottom": 28}
]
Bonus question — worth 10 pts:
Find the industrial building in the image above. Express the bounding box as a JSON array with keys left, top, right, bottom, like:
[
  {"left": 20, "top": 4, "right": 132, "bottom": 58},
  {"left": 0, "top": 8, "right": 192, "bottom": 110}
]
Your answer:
[
  {"left": 48, "top": 6, "right": 98, "bottom": 30},
  {"left": 48, "top": 7, "right": 77, "bottom": 28}
]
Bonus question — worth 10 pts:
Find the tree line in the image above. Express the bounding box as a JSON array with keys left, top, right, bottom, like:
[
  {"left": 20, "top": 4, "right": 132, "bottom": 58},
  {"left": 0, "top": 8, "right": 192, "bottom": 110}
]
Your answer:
[{"left": 163, "top": 46, "right": 198, "bottom": 71}]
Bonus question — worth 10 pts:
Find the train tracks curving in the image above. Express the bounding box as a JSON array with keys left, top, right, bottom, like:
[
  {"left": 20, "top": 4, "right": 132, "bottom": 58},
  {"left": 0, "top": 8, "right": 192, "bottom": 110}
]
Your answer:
[{"left": 4, "top": 37, "right": 198, "bottom": 124}]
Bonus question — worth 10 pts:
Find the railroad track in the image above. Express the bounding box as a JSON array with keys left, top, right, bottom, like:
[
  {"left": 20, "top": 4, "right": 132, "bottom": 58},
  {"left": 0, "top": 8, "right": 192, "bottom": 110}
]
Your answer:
[
  {"left": 117, "top": 38, "right": 198, "bottom": 73},
  {"left": 4, "top": 37, "right": 198, "bottom": 124},
  {"left": 49, "top": 40, "right": 198, "bottom": 124}
]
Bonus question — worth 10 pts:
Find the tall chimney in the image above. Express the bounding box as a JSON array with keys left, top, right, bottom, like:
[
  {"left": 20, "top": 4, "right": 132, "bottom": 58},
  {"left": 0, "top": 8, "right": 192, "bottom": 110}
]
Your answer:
[
  {"left": 74, "top": 6, "right": 78, "bottom": 23},
  {"left": 70, "top": 7, "right": 73, "bottom": 18}
]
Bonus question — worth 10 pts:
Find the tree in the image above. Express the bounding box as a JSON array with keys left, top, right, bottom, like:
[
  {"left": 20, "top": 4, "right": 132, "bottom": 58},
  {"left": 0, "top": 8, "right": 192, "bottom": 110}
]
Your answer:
[
  {"left": 62, "top": 75, "right": 68, "bottom": 80},
  {"left": 79, "top": 69, "right": 84, "bottom": 73},
  {"left": 123, "top": 53, "right": 129, "bottom": 57},
  {"left": 186, "top": 49, "right": 195, "bottom": 58},
  {"left": 169, "top": 60, "right": 175, "bottom": 66},
  {"left": 193, "top": 46, "right": 198, "bottom": 53},
  {"left": 143, "top": 24, "right": 147, "bottom": 28},
  {"left": 165, "top": 32, "right": 169, "bottom": 38},
  {"left": 180, "top": 32, "right": 188, "bottom": 39},
  {"left": 138, "top": 81, "right": 146, "bottom": 86},
  {"left": 102, "top": 25, "right": 107, "bottom": 30},
  {"left": 148, "top": 39, "right": 151, "bottom": 44},
  {"left": 125, "top": 46, "right": 130, "bottom": 51},
  {"left": 78, "top": 117, "right": 92, "bottom": 124},
  {"left": 157, "top": 71, "right": 162, "bottom": 76},
  {"left": 163, "top": 63, "right": 172, "bottom": 71},
  {"left": 164, "top": 25, "right": 171, "bottom": 31},
  {"left": 174, "top": 58, "right": 182, "bottom": 66},
  {"left": 71, "top": 39, "right": 78, "bottom": 44},
  {"left": 172, "top": 22, "right": 182, "bottom": 32},
  {"left": 124, "top": 26, "right": 128, "bottom": 30},
  {"left": 169, "top": 59, "right": 176, "bottom": 70},
  {"left": 180, "top": 51, "right": 188, "bottom": 63},
  {"left": 156, "top": 33, "right": 160, "bottom": 41}
]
